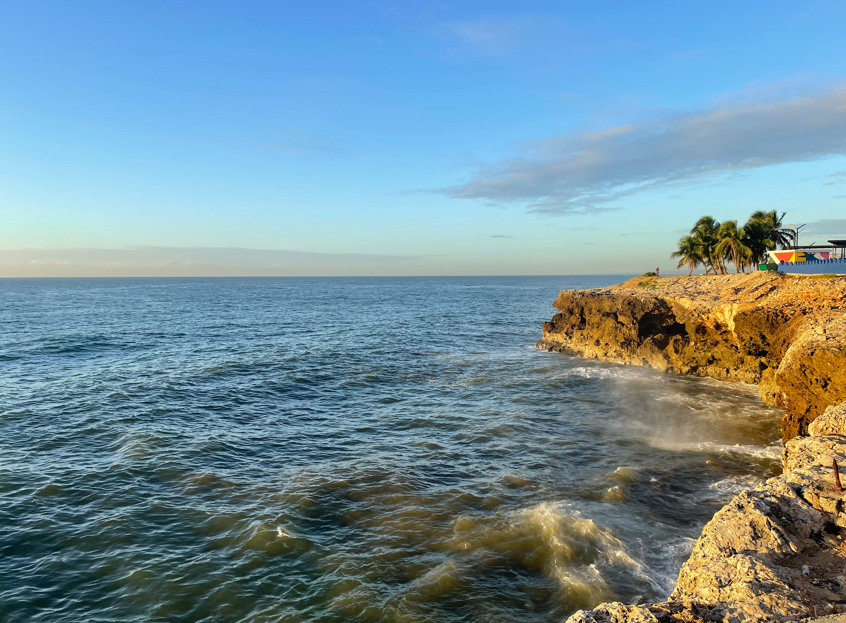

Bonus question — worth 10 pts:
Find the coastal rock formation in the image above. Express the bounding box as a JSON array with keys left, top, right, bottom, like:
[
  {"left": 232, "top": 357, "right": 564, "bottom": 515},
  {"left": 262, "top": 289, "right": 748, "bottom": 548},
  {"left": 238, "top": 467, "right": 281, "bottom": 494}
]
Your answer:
[
  {"left": 538, "top": 272, "right": 846, "bottom": 440},
  {"left": 565, "top": 402, "right": 846, "bottom": 623}
]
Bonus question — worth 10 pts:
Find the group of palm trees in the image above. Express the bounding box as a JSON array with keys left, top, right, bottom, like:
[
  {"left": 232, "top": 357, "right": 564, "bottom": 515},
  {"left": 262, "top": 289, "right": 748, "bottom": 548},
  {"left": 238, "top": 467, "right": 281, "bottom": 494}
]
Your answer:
[{"left": 670, "top": 210, "right": 795, "bottom": 275}]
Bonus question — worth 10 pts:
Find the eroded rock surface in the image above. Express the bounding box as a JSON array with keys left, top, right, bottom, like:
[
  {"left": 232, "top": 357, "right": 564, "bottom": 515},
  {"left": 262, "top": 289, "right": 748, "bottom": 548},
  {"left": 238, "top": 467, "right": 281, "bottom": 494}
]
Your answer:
[
  {"left": 538, "top": 273, "right": 846, "bottom": 441},
  {"left": 564, "top": 402, "right": 846, "bottom": 623}
]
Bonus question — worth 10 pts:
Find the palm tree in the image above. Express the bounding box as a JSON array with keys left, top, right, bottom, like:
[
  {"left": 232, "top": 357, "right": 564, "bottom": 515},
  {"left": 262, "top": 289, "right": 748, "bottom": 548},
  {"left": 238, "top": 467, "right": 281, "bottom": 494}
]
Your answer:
[
  {"left": 691, "top": 229, "right": 717, "bottom": 274},
  {"left": 715, "top": 220, "right": 752, "bottom": 272},
  {"left": 689, "top": 216, "right": 721, "bottom": 274},
  {"left": 670, "top": 235, "right": 704, "bottom": 275},
  {"left": 747, "top": 210, "right": 792, "bottom": 249},
  {"left": 741, "top": 220, "right": 774, "bottom": 267}
]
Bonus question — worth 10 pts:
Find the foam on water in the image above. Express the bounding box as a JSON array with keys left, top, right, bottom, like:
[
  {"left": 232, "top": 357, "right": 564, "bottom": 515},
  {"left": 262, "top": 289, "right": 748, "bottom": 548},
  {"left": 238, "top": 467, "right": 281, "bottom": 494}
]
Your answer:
[
  {"left": 0, "top": 276, "right": 782, "bottom": 623},
  {"left": 703, "top": 475, "right": 764, "bottom": 499},
  {"left": 647, "top": 438, "right": 783, "bottom": 460}
]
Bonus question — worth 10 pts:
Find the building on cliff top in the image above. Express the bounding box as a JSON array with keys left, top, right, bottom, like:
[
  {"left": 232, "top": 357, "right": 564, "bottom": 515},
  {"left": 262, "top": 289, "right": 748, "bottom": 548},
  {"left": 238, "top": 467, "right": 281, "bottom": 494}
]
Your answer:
[{"left": 767, "top": 240, "right": 846, "bottom": 274}]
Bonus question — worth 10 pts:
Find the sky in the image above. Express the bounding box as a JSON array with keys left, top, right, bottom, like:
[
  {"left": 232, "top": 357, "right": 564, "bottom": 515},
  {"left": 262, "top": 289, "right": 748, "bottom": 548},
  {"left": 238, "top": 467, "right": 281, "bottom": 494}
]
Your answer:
[{"left": 2, "top": 0, "right": 846, "bottom": 276}]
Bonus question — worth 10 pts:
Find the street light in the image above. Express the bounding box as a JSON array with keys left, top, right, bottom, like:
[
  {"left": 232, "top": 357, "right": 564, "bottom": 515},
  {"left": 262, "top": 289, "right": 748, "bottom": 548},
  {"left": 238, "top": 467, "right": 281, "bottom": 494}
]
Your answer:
[{"left": 788, "top": 223, "right": 807, "bottom": 250}]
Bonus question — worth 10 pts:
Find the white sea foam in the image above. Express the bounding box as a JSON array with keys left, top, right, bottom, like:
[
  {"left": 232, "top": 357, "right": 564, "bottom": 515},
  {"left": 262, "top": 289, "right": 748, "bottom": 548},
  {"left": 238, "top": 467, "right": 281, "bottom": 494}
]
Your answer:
[
  {"left": 703, "top": 475, "right": 762, "bottom": 499},
  {"left": 651, "top": 537, "right": 696, "bottom": 593},
  {"left": 647, "top": 438, "right": 781, "bottom": 460},
  {"left": 551, "top": 366, "right": 644, "bottom": 381}
]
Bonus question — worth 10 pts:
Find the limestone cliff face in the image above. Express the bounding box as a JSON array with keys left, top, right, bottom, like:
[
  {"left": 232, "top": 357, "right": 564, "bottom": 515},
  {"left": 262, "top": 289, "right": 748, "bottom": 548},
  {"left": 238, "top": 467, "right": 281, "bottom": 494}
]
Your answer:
[
  {"left": 538, "top": 273, "right": 846, "bottom": 440},
  {"left": 566, "top": 402, "right": 846, "bottom": 623}
]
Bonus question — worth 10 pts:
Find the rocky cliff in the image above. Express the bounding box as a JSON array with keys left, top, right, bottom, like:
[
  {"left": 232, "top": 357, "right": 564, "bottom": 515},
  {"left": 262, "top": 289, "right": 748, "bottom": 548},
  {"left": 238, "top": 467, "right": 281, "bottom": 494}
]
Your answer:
[
  {"left": 538, "top": 273, "right": 846, "bottom": 622},
  {"left": 564, "top": 402, "right": 846, "bottom": 623},
  {"left": 537, "top": 272, "right": 846, "bottom": 441}
]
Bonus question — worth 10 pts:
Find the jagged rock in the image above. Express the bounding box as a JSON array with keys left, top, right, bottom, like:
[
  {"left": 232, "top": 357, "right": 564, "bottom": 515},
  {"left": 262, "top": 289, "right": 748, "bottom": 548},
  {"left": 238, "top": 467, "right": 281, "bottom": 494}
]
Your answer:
[
  {"left": 564, "top": 401, "right": 846, "bottom": 623},
  {"left": 565, "top": 601, "right": 723, "bottom": 623},
  {"left": 808, "top": 403, "right": 846, "bottom": 438},
  {"left": 549, "top": 276, "right": 846, "bottom": 622},
  {"left": 564, "top": 602, "right": 662, "bottom": 623},
  {"left": 776, "top": 318, "right": 846, "bottom": 439}
]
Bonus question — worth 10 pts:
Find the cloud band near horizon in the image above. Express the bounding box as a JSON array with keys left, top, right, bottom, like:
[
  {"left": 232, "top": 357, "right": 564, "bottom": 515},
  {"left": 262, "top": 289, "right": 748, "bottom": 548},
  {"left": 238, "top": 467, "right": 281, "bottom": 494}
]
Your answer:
[{"left": 0, "top": 247, "right": 427, "bottom": 278}]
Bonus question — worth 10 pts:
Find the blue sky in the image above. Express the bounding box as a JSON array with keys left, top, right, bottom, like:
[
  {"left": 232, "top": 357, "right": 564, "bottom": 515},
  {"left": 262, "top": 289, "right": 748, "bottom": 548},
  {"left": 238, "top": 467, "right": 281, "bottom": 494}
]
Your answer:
[{"left": 2, "top": 0, "right": 846, "bottom": 276}]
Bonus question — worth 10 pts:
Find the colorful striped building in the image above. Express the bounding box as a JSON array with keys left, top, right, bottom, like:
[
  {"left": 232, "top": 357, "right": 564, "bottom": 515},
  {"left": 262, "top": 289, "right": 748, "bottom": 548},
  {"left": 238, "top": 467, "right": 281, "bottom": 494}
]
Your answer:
[{"left": 767, "top": 240, "right": 846, "bottom": 274}]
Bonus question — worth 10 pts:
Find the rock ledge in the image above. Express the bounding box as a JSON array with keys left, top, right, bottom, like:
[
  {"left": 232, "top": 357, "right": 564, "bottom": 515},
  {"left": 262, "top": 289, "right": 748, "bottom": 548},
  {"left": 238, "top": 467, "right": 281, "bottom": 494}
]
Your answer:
[{"left": 538, "top": 272, "right": 846, "bottom": 440}]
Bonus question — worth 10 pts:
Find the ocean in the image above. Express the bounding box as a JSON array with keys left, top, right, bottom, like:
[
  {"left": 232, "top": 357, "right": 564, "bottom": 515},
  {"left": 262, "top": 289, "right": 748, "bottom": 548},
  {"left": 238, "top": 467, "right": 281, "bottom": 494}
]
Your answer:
[{"left": 0, "top": 276, "right": 782, "bottom": 623}]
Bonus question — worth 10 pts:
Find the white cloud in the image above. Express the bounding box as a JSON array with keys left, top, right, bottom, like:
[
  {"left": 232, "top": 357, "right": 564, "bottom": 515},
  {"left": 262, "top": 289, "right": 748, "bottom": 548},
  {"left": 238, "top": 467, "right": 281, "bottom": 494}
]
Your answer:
[{"left": 443, "top": 82, "right": 846, "bottom": 215}]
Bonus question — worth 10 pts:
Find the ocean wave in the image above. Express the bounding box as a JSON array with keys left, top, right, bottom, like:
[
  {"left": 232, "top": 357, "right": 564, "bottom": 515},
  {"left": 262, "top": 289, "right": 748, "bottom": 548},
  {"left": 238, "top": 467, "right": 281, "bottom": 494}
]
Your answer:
[
  {"left": 0, "top": 276, "right": 785, "bottom": 623},
  {"left": 443, "top": 502, "right": 651, "bottom": 609}
]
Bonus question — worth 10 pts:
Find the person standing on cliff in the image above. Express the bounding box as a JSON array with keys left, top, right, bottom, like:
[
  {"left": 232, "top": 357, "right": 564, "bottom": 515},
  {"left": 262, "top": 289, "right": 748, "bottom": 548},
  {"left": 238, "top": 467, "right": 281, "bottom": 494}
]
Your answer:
[{"left": 656, "top": 267, "right": 660, "bottom": 277}]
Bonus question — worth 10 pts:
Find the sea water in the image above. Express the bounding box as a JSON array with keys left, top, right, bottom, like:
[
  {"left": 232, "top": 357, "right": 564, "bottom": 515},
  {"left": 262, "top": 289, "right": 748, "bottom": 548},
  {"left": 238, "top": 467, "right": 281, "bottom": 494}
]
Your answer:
[{"left": 0, "top": 277, "right": 782, "bottom": 622}]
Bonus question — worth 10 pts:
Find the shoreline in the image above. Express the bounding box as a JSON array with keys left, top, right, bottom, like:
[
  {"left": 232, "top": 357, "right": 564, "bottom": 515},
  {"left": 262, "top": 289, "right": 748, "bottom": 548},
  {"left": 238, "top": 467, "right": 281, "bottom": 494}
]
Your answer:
[
  {"left": 538, "top": 273, "right": 846, "bottom": 622},
  {"left": 537, "top": 272, "right": 846, "bottom": 441}
]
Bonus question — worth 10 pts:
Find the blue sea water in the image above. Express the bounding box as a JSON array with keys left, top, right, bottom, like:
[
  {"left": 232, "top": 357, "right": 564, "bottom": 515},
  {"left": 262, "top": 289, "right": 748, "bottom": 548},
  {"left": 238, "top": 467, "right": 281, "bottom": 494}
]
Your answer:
[{"left": 0, "top": 276, "right": 782, "bottom": 623}]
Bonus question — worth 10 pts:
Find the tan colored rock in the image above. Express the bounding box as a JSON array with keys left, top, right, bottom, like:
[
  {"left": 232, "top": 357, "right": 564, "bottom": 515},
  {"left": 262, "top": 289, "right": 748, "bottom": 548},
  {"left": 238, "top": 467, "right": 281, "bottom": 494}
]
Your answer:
[
  {"left": 564, "top": 402, "right": 846, "bottom": 623},
  {"left": 776, "top": 317, "right": 846, "bottom": 439},
  {"left": 808, "top": 402, "right": 846, "bottom": 437},
  {"left": 564, "top": 602, "right": 661, "bottom": 623},
  {"left": 548, "top": 276, "right": 846, "bottom": 622},
  {"left": 538, "top": 273, "right": 846, "bottom": 441}
]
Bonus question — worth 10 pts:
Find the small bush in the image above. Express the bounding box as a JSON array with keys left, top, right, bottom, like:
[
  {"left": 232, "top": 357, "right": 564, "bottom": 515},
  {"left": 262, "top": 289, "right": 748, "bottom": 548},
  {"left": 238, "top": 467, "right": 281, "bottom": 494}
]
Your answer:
[{"left": 642, "top": 271, "right": 657, "bottom": 277}]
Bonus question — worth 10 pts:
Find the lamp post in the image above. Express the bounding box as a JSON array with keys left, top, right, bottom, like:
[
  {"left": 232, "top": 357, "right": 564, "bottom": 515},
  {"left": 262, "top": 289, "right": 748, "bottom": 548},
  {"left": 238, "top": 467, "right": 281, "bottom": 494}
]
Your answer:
[{"left": 788, "top": 223, "right": 806, "bottom": 250}]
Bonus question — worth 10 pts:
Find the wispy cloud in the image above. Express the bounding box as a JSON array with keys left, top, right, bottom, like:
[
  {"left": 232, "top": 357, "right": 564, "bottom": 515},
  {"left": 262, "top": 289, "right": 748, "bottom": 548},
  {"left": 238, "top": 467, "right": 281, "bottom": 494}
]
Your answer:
[
  {"left": 489, "top": 234, "right": 514, "bottom": 238},
  {"left": 444, "top": 17, "right": 536, "bottom": 56},
  {"left": 824, "top": 170, "right": 846, "bottom": 185},
  {"left": 442, "top": 82, "right": 846, "bottom": 215}
]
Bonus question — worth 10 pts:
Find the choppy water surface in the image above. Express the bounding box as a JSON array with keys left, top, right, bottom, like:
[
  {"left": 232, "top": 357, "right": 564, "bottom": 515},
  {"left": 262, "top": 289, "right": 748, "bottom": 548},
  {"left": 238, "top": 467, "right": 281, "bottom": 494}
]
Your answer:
[{"left": 0, "top": 277, "right": 783, "bottom": 623}]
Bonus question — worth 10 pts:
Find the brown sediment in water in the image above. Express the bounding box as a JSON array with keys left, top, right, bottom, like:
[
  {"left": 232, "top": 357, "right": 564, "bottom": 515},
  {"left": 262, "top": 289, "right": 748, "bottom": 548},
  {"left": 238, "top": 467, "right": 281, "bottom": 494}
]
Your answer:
[{"left": 537, "top": 273, "right": 846, "bottom": 622}]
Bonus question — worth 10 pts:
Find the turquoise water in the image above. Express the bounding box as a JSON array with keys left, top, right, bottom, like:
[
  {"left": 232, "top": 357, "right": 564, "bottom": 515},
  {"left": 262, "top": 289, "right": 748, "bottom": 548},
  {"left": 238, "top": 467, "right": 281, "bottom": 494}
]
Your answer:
[{"left": 0, "top": 277, "right": 782, "bottom": 622}]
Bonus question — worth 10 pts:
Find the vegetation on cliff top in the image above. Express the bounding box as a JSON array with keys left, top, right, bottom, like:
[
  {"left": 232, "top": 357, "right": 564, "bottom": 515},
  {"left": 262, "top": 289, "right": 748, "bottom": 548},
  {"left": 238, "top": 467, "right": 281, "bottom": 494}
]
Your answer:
[{"left": 671, "top": 210, "right": 793, "bottom": 275}]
